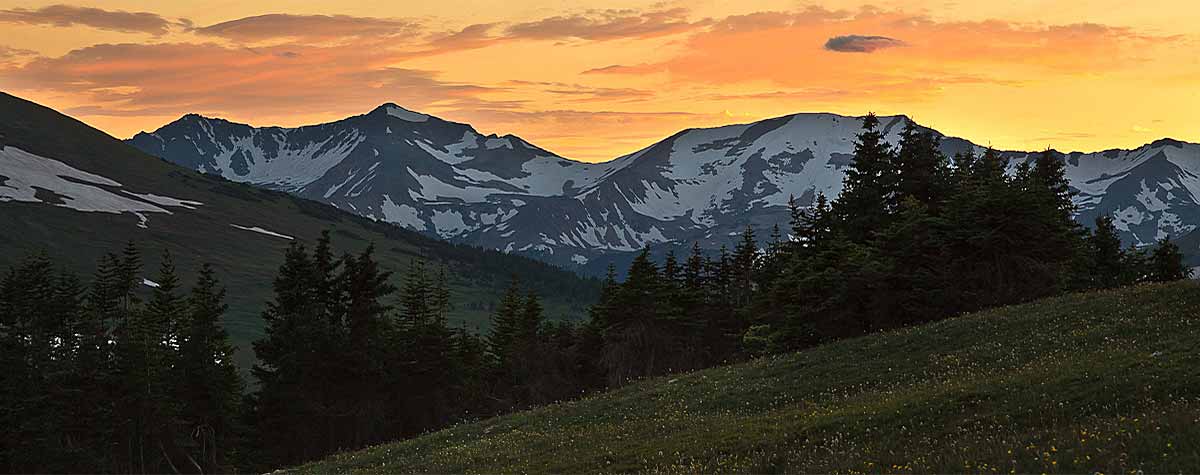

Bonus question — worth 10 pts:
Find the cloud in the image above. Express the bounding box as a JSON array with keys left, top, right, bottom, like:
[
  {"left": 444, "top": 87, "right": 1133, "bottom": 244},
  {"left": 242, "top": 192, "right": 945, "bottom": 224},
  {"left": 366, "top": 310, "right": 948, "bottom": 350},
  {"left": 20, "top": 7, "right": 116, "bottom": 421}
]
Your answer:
[
  {"left": 824, "top": 35, "right": 906, "bottom": 53},
  {"left": 193, "top": 13, "right": 420, "bottom": 44},
  {"left": 581, "top": 63, "right": 661, "bottom": 75},
  {"left": 427, "top": 23, "right": 501, "bottom": 50},
  {"left": 704, "top": 88, "right": 851, "bottom": 101},
  {"left": 0, "top": 41, "right": 495, "bottom": 124},
  {"left": 0, "top": 4, "right": 184, "bottom": 35},
  {"left": 189, "top": 8, "right": 705, "bottom": 49},
  {"left": 504, "top": 80, "right": 654, "bottom": 102},
  {"left": 504, "top": 8, "right": 707, "bottom": 41},
  {"left": 583, "top": 6, "right": 1178, "bottom": 103}
]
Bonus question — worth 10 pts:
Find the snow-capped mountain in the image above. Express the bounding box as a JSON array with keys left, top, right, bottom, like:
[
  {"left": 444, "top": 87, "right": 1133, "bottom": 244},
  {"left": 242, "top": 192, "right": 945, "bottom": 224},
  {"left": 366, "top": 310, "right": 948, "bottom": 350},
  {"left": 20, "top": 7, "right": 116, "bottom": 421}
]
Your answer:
[
  {"left": 0, "top": 92, "right": 599, "bottom": 338},
  {"left": 129, "top": 106, "right": 1200, "bottom": 272}
]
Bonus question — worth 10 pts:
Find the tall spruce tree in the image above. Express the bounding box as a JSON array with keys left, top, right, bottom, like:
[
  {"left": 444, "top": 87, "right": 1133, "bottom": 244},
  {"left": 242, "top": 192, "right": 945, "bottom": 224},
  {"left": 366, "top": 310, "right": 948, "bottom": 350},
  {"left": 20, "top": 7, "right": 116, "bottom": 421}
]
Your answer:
[
  {"left": 251, "top": 241, "right": 324, "bottom": 467},
  {"left": 602, "top": 248, "right": 666, "bottom": 384},
  {"left": 177, "top": 263, "right": 244, "bottom": 473},
  {"left": 894, "top": 120, "right": 950, "bottom": 208},
  {"left": 339, "top": 245, "right": 396, "bottom": 447},
  {"left": 834, "top": 113, "right": 897, "bottom": 243}
]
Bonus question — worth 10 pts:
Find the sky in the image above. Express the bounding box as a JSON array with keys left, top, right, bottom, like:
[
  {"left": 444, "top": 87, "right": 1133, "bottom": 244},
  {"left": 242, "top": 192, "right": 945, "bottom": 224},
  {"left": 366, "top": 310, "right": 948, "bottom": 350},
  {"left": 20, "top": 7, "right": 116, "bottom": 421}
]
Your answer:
[{"left": 0, "top": 1, "right": 1197, "bottom": 162}]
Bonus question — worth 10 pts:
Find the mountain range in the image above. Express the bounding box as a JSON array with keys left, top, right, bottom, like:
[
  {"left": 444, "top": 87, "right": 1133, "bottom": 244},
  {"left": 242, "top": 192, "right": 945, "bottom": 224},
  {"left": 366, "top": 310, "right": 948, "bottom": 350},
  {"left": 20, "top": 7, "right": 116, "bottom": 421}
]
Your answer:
[
  {"left": 0, "top": 93, "right": 599, "bottom": 368},
  {"left": 128, "top": 104, "right": 1200, "bottom": 273}
]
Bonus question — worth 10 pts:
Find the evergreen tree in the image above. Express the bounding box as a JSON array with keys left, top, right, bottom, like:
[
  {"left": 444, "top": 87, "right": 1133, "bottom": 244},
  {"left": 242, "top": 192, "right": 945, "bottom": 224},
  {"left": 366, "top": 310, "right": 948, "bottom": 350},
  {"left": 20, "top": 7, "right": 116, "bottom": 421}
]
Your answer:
[
  {"left": 177, "top": 263, "right": 244, "bottom": 473},
  {"left": 488, "top": 276, "right": 527, "bottom": 370},
  {"left": 602, "top": 248, "right": 666, "bottom": 384},
  {"left": 894, "top": 120, "right": 950, "bottom": 208},
  {"left": 731, "top": 226, "right": 758, "bottom": 308},
  {"left": 1032, "top": 150, "right": 1076, "bottom": 219},
  {"left": 251, "top": 241, "right": 325, "bottom": 467},
  {"left": 432, "top": 265, "right": 453, "bottom": 322},
  {"left": 111, "top": 243, "right": 180, "bottom": 474},
  {"left": 834, "top": 113, "right": 897, "bottom": 243},
  {"left": 400, "top": 258, "right": 432, "bottom": 324},
  {"left": 1089, "top": 215, "right": 1127, "bottom": 288},
  {"left": 1147, "top": 236, "right": 1191, "bottom": 282},
  {"left": 339, "top": 244, "right": 396, "bottom": 447}
]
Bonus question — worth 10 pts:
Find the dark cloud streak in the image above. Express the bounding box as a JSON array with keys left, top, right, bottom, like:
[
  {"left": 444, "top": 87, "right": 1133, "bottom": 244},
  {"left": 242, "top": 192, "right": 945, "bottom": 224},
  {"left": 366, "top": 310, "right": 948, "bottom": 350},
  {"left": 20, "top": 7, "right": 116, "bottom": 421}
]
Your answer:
[
  {"left": 193, "top": 13, "right": 420, "bottom": 43},
  {"left": 824, "top": 35, "right": 906, "bottom": 53}
]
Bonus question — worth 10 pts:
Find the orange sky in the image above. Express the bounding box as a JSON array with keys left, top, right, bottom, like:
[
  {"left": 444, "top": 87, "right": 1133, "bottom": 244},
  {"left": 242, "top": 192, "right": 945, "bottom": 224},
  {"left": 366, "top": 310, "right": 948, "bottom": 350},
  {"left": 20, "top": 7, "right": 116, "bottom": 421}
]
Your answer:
[{"left": 0, "top": 0, "right": 1197, "bottom": 162}]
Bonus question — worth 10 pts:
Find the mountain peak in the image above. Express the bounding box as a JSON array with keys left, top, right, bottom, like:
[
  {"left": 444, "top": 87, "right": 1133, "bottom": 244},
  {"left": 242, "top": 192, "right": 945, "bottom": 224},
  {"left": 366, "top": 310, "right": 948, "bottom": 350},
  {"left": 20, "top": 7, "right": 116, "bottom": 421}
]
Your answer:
[{"left": 370, "top": 103, "right": 430, "bottom": 123}]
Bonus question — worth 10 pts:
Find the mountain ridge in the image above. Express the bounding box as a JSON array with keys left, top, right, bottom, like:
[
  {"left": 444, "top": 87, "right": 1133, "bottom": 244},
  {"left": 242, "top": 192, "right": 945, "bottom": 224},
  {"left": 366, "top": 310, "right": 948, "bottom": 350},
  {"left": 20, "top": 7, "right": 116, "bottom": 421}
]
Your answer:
[{"left": 127, "top": 104, "right": 1200, "bottom": 273}]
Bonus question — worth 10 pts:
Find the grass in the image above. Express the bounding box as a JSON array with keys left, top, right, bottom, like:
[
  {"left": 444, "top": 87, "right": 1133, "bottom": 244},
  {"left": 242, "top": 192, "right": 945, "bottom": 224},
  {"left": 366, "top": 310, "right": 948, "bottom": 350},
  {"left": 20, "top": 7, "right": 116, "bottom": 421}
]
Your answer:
[{"left": 298, "top": 281, "right": 1200, "bottom": 473}]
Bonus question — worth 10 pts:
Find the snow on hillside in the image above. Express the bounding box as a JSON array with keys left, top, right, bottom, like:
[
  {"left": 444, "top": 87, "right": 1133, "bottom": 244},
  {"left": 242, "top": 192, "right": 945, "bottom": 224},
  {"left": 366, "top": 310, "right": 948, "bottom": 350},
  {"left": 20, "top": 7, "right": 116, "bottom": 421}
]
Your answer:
[
  {"left": 230, "top": 224, "right": 294, "bottom": 240},
  {"left": 0, "top": 145, "right": 199, "bottom": 224}
]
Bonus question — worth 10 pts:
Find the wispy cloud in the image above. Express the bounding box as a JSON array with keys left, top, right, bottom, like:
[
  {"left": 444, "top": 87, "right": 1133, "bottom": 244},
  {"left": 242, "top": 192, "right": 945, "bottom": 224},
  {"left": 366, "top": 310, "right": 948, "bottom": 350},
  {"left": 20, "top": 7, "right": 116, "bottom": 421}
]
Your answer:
[
  {"left": 0, "top": 4, "right": 186, "bottom": 35},
  {"left": 0, "top": 41, "right": 492, "bottom": 122},
  {"left": 504, "top": 8, "right": 707, "bottom": 41},
  {"left": 192, "top": 13, "right": 420, "bottom": 44}
]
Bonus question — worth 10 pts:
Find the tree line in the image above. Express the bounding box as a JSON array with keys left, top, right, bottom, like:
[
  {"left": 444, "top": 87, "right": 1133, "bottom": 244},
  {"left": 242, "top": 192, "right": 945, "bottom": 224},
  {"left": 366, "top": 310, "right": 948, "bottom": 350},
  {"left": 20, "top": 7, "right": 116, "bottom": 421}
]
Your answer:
[
  {"left": 1, "top": 246, "right": 241, "bottom": 473},
  {"left": 1, "top": 114, "right": 1191, "bottom": 473}
]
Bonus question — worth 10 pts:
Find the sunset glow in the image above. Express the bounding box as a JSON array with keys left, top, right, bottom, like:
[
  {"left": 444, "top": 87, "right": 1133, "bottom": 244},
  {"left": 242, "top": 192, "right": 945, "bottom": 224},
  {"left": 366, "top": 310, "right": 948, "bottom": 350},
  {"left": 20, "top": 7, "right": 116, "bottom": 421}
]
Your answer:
[{"left": 1, "top": 0, "right": 1198, "bottom": 161}]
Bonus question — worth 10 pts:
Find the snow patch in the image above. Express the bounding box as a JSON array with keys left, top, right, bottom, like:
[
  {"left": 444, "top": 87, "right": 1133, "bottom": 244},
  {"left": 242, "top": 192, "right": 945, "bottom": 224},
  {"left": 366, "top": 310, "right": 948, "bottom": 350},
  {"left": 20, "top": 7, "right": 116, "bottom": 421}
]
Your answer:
[
  {"left": 380, "top": 194, "right": 425, "bottom": 230},
  {"left": 385, "top": 105, "right": 430, "bottom": 122},
  {"left": 230, "top": 224, "right": 294, "bottom": 240},
  {"left": 0, "top": 146, "right": 195, "bottom": 223},
  {"left": 122, "top": 191, "right": 203, "bottom": 209}
]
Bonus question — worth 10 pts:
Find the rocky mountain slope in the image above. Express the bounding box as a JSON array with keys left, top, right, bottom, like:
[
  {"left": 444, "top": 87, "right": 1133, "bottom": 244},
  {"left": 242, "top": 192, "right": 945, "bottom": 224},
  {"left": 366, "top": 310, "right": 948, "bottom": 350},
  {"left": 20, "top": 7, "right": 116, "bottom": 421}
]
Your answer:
[{"left": 129, "top": 106, "right": 1200, "bottom": 273}]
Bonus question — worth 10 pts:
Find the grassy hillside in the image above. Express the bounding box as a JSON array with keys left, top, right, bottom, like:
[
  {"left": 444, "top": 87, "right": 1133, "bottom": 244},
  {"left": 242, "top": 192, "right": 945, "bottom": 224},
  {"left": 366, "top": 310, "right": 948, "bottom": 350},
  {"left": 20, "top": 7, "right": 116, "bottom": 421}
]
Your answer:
[
  {"left": 0, "top": 92, "right": 598, "bottom": 371},
  {"left": 299, "top": 281, "right": 1200, "bottom": 473}
]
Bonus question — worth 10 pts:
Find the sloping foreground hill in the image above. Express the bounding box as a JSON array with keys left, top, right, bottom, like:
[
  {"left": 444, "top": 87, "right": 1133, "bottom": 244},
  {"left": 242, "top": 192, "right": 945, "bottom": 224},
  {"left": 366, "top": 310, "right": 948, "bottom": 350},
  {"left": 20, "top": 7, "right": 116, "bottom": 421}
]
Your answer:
[
  {"left": 298, "top": 281, "right": 1200, "bottom": 473},
  {"left": 0, "top": 92, "right": 598, "bottom": 370}
]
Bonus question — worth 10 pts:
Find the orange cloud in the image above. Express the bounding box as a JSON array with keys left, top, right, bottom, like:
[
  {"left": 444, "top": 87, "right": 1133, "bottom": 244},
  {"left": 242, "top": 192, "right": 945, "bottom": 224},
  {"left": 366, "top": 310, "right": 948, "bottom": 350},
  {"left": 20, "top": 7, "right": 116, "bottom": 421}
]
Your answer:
[
  {"left": 193, "top": 13, "right": 420, "bottom": 44},
  {"left": 2, "top": 3, "right": 1196, "bottom": 160},
  {"left": 504, "top": 8, "right": 707, "bottom": 41},
  {"left": 503, "top": 80, "right": 654, "bottom": 103},
  {"left": 0, "top": 41, "right": 492, "bottom": 123},
  {"left": 590, "top": 7, "right": 1176, "bottom": 98},
  {"left": 0, "top": 4, "right": 186, "bottom": 35}
]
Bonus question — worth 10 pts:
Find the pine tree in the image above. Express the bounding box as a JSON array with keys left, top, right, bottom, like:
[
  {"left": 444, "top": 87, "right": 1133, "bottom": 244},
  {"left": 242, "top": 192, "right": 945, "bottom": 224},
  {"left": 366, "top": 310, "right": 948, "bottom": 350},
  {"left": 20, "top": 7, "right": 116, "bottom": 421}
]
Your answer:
[
  {"left": 834, "top": 113, "right": 897, "bottom": 243},
  {"left": 400, "top": 258, "right": 432, "bottom": 324},
  {"left": 0, "top": 253, "right": 81, "bottom": 471},
  {"left": 602, "top": 248, "right": 666, "bottom": 384},
  {"left": 731, "top": 226, "right": 758, "bottom": 308},
  {"left": 251, "top": 241, "right": 324, "bottom": 467},
  {"left": 488, "top": 276, "right": 520, "bottom": 363},
  {"left": 432, "top": 265, "right": 453, "bottom": 323},
  {"left": 1032, "top": 150, "right": 1075, "bottom": 220},
  {"left": 894, "top": 120, "right": 950, "bottom": 208},
  {"left": 111, "top": 243, "right": 180, "bottom": 474},
  {"left": 1089, "top": 215, "right": 1127, "bottom": 288},
  {"left": 339, "top": 244, "right": 396, "bottom": 447},
  {"left": 1147, "top": 236, "right": 1191, "bottom": 282},
  {"left": 177, "top": 263, "right": 244, "bottom": 473}
]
